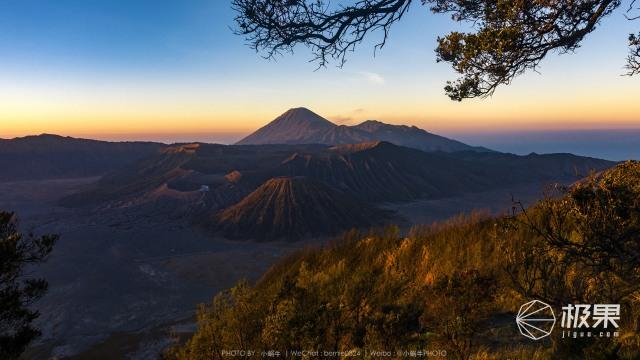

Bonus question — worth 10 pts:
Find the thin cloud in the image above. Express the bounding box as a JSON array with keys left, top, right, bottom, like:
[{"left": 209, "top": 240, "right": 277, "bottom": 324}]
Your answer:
[
  {"left": 330, "top": 108, "right": 368, "bottom": 124},
  {"left": 331, "top": 116, "right": 353, "bottom": 124},
  {"left": 358, "top": 71, "right": 385, "bottom": 85}
]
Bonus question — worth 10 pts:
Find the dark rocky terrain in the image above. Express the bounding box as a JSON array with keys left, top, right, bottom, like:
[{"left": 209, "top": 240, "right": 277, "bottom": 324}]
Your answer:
[
  {"left": 58, "top": 139, "right": 614, "bottom": 241},
  {"left": 0, "top": 178, "right": 305, "bottom": 359}
]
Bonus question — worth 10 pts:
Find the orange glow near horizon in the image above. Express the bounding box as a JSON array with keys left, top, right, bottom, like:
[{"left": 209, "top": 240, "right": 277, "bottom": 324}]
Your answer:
[
  {"left": 2, "top": 68, "right": 639, "bottom": 141},
  {"left": 2, "top": 99, "right": 638, "bottom": 142},
  {"left": 2, "top": 108, "right": 639, "bottom": 142}
]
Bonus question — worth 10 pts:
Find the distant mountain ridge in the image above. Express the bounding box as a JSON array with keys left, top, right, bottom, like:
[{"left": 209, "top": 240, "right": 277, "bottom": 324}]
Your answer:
[
  {"left": 236, "top": 107, "right": 490, "bottom": 152},
  {"left": 0, "top": 134, "right": 164, "bottom": 181},
  {"left": 59, "top": 141, "right": 614, "bottom": 241}
]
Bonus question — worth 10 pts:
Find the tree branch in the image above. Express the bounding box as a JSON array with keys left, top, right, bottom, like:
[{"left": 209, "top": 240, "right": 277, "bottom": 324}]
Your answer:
[
  {"left": 232, "top": 0, "right": 413, "bottom": 67},
  {"left": 430, "top": 0, "right": 622, "bottom": 100}
]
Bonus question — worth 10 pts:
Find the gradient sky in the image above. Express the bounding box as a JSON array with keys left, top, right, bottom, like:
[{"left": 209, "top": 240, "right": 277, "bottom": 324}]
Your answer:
[{"left": 1, "top": 0, "right": 638, "bottom": 147}]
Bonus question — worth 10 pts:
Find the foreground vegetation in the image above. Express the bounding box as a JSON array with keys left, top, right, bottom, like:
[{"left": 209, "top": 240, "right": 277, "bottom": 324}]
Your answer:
[
  {"left": 168, "top": 162, "right": 640, "bottom": 359},
  {"left": 0, "top": 212, "right": 57, "bottom": 359}
]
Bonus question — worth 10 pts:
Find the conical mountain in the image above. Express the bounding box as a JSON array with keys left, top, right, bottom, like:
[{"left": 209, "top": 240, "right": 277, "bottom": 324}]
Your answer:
[
  {"left": 215, "top": 176, "right": 391, "bottom": 241},
  {"left": 236, "top": 107, "right": 336, "bottom": 145},
  {"left": 236, "top": 107, "right": 490, "bottom": 152}
]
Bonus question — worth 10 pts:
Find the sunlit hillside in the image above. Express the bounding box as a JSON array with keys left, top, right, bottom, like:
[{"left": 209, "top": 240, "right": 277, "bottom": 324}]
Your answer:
[{"left": 168, "top": 162, "right": 640, "bottom": 360}]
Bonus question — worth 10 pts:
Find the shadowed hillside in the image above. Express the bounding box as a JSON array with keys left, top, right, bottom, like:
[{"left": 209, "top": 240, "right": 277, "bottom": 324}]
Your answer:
[
  {"left": 280, "top": 141, "right": 613, "bottom": 202},
  {"left": 59, "top": 144, "right": 198, "bottom": 206},
  {"left": 279, "top": 141, "right": 495, "bottom": 201},
  {"left": 58, "top": 143, "right": 326, "bottom": 209},
  {"left": 0, "top": 134, "right": 164, "bottom": 181}
]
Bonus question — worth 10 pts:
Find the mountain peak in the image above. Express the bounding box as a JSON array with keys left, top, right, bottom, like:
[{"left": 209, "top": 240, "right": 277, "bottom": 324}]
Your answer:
[
  {"left": 354, "top": 120, "right": 383, "bottom": 132},
  {"left": 235, "top": 108, "right": 336, "bottom": 145},
  {"left": 358, "top": 119, "right": 384, "bottom": 126},
  {"left": 275, "top": 107, "right": 334, "bottom": 126},
  {"left": 37, "top": 133, "right": 67, "bottom": 139},
  {"left": 355, "top": 119, "right": 406, "bottom": 133},
  {"left": 284, "top": 106, "right": 316, "bottom": 114}
]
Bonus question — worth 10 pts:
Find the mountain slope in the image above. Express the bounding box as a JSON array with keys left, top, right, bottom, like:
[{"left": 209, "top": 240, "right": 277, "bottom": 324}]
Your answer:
[
  {"left": 59, "top": 144, "right": 198, "bottom": 206},
  {"left": 58, "top": 143, "right": 327, "bottom": 208},
  {"left": 0, "top": 134, "right": 164, "bottom": 181},
  {"left": 62, "top": 141, "right": 615, "bottom": 209},
  {"left": 235, "top": 107, "right": 487, "bottom": 153},
  {"left": 279, "top": 141, "right": 494, "bottom": 202},
  {"left": 279, "top": 141, "right": 615, "bottom": 202},
  {"left": 215, "top": 176, "right": 392, "bottom": 241}
]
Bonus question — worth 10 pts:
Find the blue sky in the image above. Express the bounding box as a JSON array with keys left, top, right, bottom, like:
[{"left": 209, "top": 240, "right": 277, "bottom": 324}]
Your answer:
[
  {"left": 0, "top": 0, "right": 638, "bottom": 159},
  {"left": 1, "top": 0, "right": 631, "bottom": 82}
]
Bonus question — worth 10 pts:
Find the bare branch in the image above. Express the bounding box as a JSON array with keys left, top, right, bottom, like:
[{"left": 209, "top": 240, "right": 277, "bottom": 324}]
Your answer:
[
  {"left": 625, "top": 32, "right": 640, "bottom": 75},
  {"left": 626, "top": 0, "right": 640, "bottom": 19},
  {"left": 232, "top": 0, "right": 413, "bottom": 67},
  {"left": 625, "top": 0, "right": 640, "bottom": 75}
]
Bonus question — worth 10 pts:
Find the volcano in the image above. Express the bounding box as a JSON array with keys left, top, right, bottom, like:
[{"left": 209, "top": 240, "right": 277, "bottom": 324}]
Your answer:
[
  {"left": 236, "top": 107, "right": 337, "bottom": 145},
  {"left": 215, "top": 176, "right": 392, "bottom": 241},
  {"left": 236, "top": 107, "right": 489, "bottom": 153}
]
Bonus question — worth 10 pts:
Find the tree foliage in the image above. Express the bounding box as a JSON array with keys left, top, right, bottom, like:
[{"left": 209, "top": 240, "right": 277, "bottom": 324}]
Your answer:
[
  {"left": 432, "top": 0, "right": 623, "bottom": 100},
  {"left": 627, "top": 1, "right": 640, "bottom": 74},
  {"left": 511, "top": 162, "right": 640, "bottom": 303},
  {"left": 627, "top": 32, "right": 640, "bottom": 75},
  {"left": 0, "top": 211, "right": 57, "bottom": 359},
  {"left": 232, "top": 0, "right": 638, "bottom": 100},
  {"left": 502, "top": 162, "right": 640, "bottom": 357}
]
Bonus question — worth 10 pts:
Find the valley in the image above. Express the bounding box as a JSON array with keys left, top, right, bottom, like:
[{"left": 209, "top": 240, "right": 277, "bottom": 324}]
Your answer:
[
  {"left": 0, "top": 174, "right": 579, "bottom": 358},
  {"left": 0, "top": 178, "right": 305, "bottom": 359}
]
